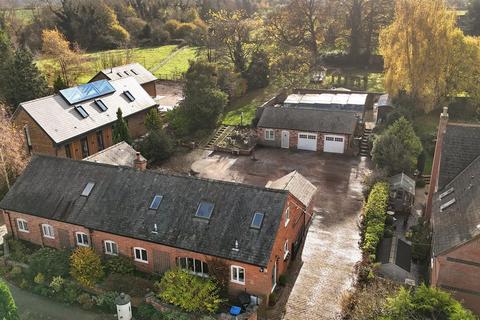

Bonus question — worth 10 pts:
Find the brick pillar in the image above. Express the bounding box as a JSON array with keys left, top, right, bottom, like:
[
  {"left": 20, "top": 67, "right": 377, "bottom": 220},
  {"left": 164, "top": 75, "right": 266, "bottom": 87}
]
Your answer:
[{"left": 425, "top": 107, "right": 449, "bottom": 223}]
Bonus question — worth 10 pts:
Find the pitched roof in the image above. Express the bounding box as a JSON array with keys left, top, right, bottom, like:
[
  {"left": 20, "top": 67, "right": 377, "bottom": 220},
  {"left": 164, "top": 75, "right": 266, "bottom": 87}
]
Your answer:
[
  {"left": 257, "top": 107, "right": 358, "bottom": 134},
  {"left": 84, "top": 142, "right": 146, "bottom": 167},
  {"left": 432, "top": 155, "right": 480, "bottom": 256},
  {"left": 389, "top": 173, "right": 415, "bottom": 196},
  {"left": 377, "top": 237, "right": 412, "bottom": 271},
  {"left": 438, "top": 123, "right": 480, "bottom": 189},
  {"left": 265, "top": 171, "right": 317, "bottom": 207},
  {"left": 15, "top": 77, "right": 156, "bottom": 144},
  {"left": 94, "top": 63, "right": 157, "bottom": 85},
  {"left": 0, "top": 156, "right": 289, "bottom": 267}
]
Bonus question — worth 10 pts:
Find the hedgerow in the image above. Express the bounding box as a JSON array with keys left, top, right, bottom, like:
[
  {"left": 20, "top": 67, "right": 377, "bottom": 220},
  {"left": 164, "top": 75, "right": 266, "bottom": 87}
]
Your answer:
[{"left": 361, "top": 182, "right": 389, "bottom": 261}]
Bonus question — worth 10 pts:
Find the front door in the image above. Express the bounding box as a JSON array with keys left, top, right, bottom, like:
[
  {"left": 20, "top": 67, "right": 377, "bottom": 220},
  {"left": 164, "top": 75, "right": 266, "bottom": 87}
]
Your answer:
[
  {"left": 281, "top": 131, "right": 290, "bottom": 149},
  {"left": 272, "top": 260, "right": 277, "bottom": 292},
  {"left": 58, "top": 229, "right": 71, "bottom": 250},
  {"left": 153, "top": 250, "right": 171, "bottom": 274}
]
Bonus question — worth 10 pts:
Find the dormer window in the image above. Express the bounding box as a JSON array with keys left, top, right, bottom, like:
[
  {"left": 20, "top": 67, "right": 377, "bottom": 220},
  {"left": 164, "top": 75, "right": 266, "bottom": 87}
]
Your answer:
[
  {"left": 81, "top": 182, "right": 95, "bottom": 197},
  {"left": 250, "top": 212, "right": 264, "bottom": 229},
  {"left": 149, "top": 195, "right": 163, "bottom": 210},
  {"left": 74, "top": 105, "right": 89, "bottom": 118},
  {"left": 195, "top": 202, "right": 214, "bottom": 220},
  {"left": 123, "top": 91, "right": 135, "bottom": 102}
]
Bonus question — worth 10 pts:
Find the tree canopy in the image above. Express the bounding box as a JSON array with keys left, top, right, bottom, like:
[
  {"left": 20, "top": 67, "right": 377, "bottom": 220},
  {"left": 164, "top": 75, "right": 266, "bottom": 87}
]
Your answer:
[
  {"left": 112, "top": 108, "right": 131, "bottom": 144},
  {"left": 0, "top": 279, "right": 19, "bottom": 320}
]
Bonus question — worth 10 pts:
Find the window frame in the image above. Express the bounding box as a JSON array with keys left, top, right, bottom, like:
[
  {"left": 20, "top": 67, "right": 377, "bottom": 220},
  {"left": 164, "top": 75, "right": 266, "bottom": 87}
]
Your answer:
[
  {"left": 149, "top": 195, "right": 163, "bottom": 210},
  {"left": 104, "top": 240, "right": 118, "bottom": 256},
  {"left": 75, "top": 232, "right": 90, "bottom": 247},
  {"left": 195, "top": 201, "right": 214, "bottom": 220},
  {"left": 134, "top": 247, "right": 148, "bottom": 263},
  {"left": 285, "top": 206, "right": 290, "bottom": 227},
  {"left": 96, "top": 131, "right": 105, "bottom": 151},
  {"left": 80, "top": 137, "right": 90, "bottom": 158},
  {"left": 250, "top": 212, "right": 264, "bottom": 229},
  {"left": 17, "top": 219, "right": 29, "bottom": 233},
  {"left": 231, "top": 265, "right": 245, "bottom": 285},
  {"left": 283, "top": 239, "right": 290, "bottom": 259},
  {"left": 264, "top": 129, "right": 275, "bottom": 141},
  {"left": 42, "top": 224, "right": 55, "bottom": 239},
  {"left": 64, "top": 143, "right": 72, "bottom": 159},
  {"left": 177, "top": 257, "right": 209, "bottom": 277},
  {"left": 123, "top": 91, "right": 135, "bottom": 102}
]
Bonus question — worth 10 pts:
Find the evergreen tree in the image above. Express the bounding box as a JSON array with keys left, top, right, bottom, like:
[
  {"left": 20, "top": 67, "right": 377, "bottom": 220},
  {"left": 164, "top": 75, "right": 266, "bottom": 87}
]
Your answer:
[
  {"left": 246, "top": 49, "right": 270, "bottom": 90},
  {"left": 0, "top": 280, "right": 19, "bottom": 320},
  {"left": 112, "top": 108, "right": 131, "bottom": 144},
  {"left": 144, "top": 108, "right": 163, "bottom": 132},
  {"left": 53, "top": 74, "right": 68, "bottom": 92}
]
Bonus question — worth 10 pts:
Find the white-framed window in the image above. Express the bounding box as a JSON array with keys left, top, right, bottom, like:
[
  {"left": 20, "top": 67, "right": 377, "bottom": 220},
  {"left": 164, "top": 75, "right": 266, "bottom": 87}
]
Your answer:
[
  {"left": 104, "top": 240, "right": 118, "bottom": 256},
  {"left": 16, "top": 219, "right": 29, "bottom": 233},
  {"left": 134, "top": 247, "right": 148, "bottom": 263},
  {"left": 231, "top": 265, "right": 245, "bottom": 284},
  {"left": 265, "top": 129, "right": 275, "bottom": 141},
  {"left": 42, "top": 224, "right": 54, "bottom": 239},
  {"left": 284, "top": 239, "right": 290, "bottom": 259},
  {"left": 75, "top": 232, "right": 90, "bottom": 247},
  {"left": 178, "top": 257, "right": 209, "bottom": 277},
  {"left": 285, "top": 206, "right": 290, "bottom": 227}
]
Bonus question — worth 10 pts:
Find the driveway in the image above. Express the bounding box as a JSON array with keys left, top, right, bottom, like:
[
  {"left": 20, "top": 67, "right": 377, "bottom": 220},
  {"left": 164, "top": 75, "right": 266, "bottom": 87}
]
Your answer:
[{"left": 191, "top": 148, "right": 370, "bottom": 320}]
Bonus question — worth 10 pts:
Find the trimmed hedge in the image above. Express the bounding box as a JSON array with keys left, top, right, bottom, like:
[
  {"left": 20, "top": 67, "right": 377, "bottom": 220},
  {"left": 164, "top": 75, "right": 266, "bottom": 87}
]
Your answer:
[{"left": 361, "top": 182, "right": 389, "bottom": 261}]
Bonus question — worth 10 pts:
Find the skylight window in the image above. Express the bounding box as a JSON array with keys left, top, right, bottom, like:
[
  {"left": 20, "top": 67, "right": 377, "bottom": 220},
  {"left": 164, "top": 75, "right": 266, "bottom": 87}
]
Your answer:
[
  {"left": 124, "top": 71, "right": 130, "bottom": 76},
  {"left": 81, "top": 182, "right": 95, "bottom": 197},
  {"left": 123, "top": 91, "right": 135, "bottom": 102},
  {"left": 149, "top": 195, "right": 163, "bottom": 210},
  {"left": 251, "top": 212, "right": 264, "bottom": 229},
  {"left": 439, "top": 187, "right": 454, "bottom": 200},
  {"left": 59, "top": 80, "right": 115, "bottom": 105},
  {"left": 440, "top": 198, "right": 456, "bottom": 212},
  {"left": 75, "top": 105, "right": 89, "bottom": 118},
  {"left": 130, "top": 69, "right": 138, "bottom": 75},
  {"left": 117, "top": 72, "right": 123, "bottom": 77},
  {"left": 195, "top": 202, "right": 214, "bottom": 219},
  {"left": 94, "top": 99, "right": 108, "bottom": 112}
]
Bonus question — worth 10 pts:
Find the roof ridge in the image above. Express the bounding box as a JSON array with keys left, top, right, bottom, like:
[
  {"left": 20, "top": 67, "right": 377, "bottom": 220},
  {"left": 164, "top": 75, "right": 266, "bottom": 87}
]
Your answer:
[{"left": 447, "top": 122, "right": 480, "bottom": 128}]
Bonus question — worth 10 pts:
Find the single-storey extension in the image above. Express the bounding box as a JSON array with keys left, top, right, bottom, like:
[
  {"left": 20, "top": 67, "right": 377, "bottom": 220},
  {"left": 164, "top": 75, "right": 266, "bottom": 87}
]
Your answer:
[
  {"left": 83, "top": 141, "right": 147, "bottom": 169},
  {"left": 13, "top": 78, "right": 157, "bottom": 160},
  {"left": 0, "top": 156, "right": 316, "bottom": 304},
  {"left": 90, "top": 63, "right": 158, "bottom": 97}
]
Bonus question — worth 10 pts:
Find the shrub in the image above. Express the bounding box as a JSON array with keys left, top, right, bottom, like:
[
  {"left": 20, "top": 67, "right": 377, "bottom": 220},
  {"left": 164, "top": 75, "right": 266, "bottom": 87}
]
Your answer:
[
  {"left": 77, "top": 293, "right": 94, "bottom": 310},
  {"left": 8, "top": 266, "right": 23, "bottom": 282},
  {"left": 93, "top": 291, "right": 118, "bottom": 312},
  {"left": 30, "top": 247, "right": 70, "bottom": 280},
  {"left": 135, "top": 303, "right": 158, "bottom": 320},
  {"left": 416, "top": 179, "right": 426, "bottom": 188},
  {"left": 49, "top": 276, "right": 65, "bottom": 294},
  {"left": 278, "top": 274, "right": 288, "bottom": 286},
  {"left": 62, "top": 282, "right": 82, "bottom": 304},
  {"left": 0, "top": 279, "right": 19, "bottom": 320},
  {"left": 361, "top": 182, "right": 390, "bottom": 261},
  {"left": 156, "top": 269, "right": 223, "bottom": 313},
  {"left": 34, "top": 273, "right": 45, "bottom": 285},
  {"left": 139, "top": 128, "right": 174, "bottom": 161},
  {"left": 70, "top": 247, "right": 105, "bottom": 288},
  {"left": 7, "top": 238, "right": 30, "bottom": 263},
  {"left": 105, "top": 255, "right": 135, "bottom": 275}
]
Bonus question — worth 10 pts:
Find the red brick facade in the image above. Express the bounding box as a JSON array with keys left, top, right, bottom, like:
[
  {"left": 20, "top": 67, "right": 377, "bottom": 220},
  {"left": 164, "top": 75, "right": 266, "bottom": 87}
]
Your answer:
[
  {"left": 256, "top": 127, "right": 351, "bottom": 154},
  {"left": 2, "top": 193, "right": 311, "bottom": 303}
]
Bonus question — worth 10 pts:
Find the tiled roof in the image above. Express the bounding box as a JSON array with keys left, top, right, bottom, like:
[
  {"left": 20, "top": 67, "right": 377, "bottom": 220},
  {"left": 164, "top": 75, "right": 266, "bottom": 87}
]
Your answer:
[
  {"left": 0, "top": 156, "right": 289, "bottom": 267},
  {"left": 266, "top": 171, "right": 317, "bottom": 207},
  {"left": 95, "top": 63, "right": 157, "bottom": 85},
  {"left": 84, "top": 142, "right": 146, "bottom": 167}
]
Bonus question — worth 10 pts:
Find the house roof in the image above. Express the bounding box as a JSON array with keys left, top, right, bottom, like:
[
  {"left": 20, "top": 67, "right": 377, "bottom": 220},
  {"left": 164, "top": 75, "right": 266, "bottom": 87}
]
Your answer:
[
  {"left": 93, "top": 63, "right": 157, "bottom": 85},
  {"left": 377, "top": 94, "right": 393, "bottom": 108},
  {"left": 0, "top": 156, "right": 289, "bottom": 267},
  {"left": 257, "top": 107, "right": 358, "bottom": 135},
  {"left": 83, "top": 142, "right": 146, "bottom": 167},
  {"left": 284, "top": 93, "right": 367, "bottom": 106},
  {"left": 438, "top": 123, "right": 480, "bottom": 189},
  {"left": 432, "top": 155, "right": 480, "bottom": 256},
  {"left": 265, "top": 171, "right": 317, "bottom": 207},
  {"left": 389, "top": 173, "right": 415, "bottom": 196},
  {"left": 377, "top": 237, "right": 411, "bottom": 272},
  {"left": 15, "top": 77, "right": 156, "bottom": 145}
]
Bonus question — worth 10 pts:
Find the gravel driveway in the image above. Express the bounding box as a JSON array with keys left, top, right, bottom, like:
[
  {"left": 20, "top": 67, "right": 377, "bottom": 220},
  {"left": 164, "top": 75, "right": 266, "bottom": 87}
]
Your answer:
[{"left": 191, "top": 148, "right": 370, "bottom": 320}]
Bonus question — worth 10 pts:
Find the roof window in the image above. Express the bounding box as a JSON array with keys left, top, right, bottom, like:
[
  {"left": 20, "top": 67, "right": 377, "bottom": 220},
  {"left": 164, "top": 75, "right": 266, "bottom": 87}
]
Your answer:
[
  {"left": 117, "top": 72, "right": 123, "bottom": 77},
  {"left": 440, "top": 198, "right": 456, "bottom": 212},
  {"left": 195, "top": 202, "right": 214, "bottom": 220},
  {"left": 130, "top": 69, "right": 138, "bottom": 75},
  {"left": 124, "top": 71, "right": 130, "bottom": 76},
  {"left": 94, "top": 99, "right": 108, "bottom": 112},
  {"left": 74, "top": 105, "right": 89, "bottom": 118},
  {"left": 149, "top": 195, "right": 163, "bottom": 210},
  {"left": 123, "top": 90, "right": 135, "bottom": 102},
  {"left": 81, "top": 182, "right": 95, "bottom": 197},
  {"left": 439, "top": 187, "right": 454, "bottom": 200},
  {"left": 250, "top": 212, "right": 264, "bottom": 229}
]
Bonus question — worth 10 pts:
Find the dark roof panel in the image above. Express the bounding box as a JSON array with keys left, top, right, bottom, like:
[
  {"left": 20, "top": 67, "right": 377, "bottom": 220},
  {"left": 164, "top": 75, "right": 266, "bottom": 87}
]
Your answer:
[{"left": 0, "top": 156, "right": 289, "bottom": 267}]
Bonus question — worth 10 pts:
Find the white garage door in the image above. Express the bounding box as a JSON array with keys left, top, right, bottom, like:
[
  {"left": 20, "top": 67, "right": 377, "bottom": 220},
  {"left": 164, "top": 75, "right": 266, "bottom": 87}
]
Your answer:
[
  {"left": 324, "top": 135, "right": 345, "bottom": 154},
  {"left": 297, "top": 133, "right": 318, "bottom": 151}
]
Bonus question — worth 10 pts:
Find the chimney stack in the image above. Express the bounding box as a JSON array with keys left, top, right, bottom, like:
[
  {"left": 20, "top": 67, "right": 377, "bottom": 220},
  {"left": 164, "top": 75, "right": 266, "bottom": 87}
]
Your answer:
[
  {"left": 133, "top": 152, "right": 147, "bottom": 171},
  {"left": 425, "top": 107, "right": 449, "bottom": 222}
]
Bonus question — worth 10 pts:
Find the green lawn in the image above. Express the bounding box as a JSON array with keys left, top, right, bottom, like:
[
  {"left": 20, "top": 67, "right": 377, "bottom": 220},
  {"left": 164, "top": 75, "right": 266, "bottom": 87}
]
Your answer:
[{"left": 36, "top": 45, "right": 197, "bottom": 84}]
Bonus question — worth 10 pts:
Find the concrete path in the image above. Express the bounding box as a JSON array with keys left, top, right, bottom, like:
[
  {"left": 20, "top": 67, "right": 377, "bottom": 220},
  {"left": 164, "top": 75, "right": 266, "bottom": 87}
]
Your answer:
[{"left": 6, "top": 281, "right": 111, "bottom": 320}]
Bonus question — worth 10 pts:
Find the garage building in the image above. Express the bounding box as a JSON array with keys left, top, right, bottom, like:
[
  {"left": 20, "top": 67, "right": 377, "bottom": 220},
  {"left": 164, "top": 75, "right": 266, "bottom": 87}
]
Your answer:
[{"left": 256, "top": 106, "right": 360, "bottom": 154}]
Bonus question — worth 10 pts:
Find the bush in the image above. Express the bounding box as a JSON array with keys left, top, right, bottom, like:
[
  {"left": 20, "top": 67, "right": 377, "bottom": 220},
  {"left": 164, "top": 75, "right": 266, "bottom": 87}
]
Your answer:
[
  {"left": 62, "top": 281, "right": 82, "bottom": 304},
  {"left": 105, "top": 255, "right": 135, "bottom": 275},
  {"left": 278, "top": 274, "right": 288, "bottom": 286},
  {"left": 7, "top": 238, "right": 30, "bottom": 263},
  {"left": 30, "top": 248, "right": 70, "bottom": 280},
  {"left": 136, "top": 303, "right": 158, "bottom": 320},
  {"left": 93, "top": 291, "right": 118, "bottom": 312},
  {"left": 416, "top": 179, "right": 426, "bottom": 188},
  {"left": 49, "top": 276, "right": 65, "bottom": 294},
  {"left": 139, "top": 128, "right": 174, "bottom": 162},
  {"left": 34, "top": 273, "right": 45, "bottom": 285},
  {"left": 268, "top": 291, "right": 279, "bottom": 306},
  {"left": 361, "top": 182, "right": 390, "bottom": 261},
  {"left": 8, "top": 266, "right": 23, "bottom": 282},
  {"left": 70, "top": 247, "right": 105, "bottom": 288},
  {"left": 0, "top": 279, "right": 19, "bottom": 320},
  {"left": 77, "top": 293, "right": 94, "bottom": 310},
  {"left": 156, "top": 269, "right": 223, "bottom": 313}
]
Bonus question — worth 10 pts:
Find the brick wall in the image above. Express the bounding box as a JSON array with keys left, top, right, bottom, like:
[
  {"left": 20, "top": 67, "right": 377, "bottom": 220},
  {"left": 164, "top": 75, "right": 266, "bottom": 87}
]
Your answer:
[
  {"left": 2, "top": 194, "right": 309, "bottom": 303},
  {"left": 14, "top": 109, "right": 56, "bottom": 156},
  {"left": 142, "top": 81, "right": 157, "bottom": 98},
  {"left": 257, "top": 127, "right": 351, "bottom": 153},
  {"left": 126, "top": 109, "right": 151, "bottom": 138},
  {"left": 432, "top": 237, "right": 480, "bottom": 314}
]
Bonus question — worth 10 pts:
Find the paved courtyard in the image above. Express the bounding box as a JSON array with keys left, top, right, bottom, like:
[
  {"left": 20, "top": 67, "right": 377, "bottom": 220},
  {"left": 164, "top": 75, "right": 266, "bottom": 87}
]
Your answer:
[{"left": 191, "top": 148, "right": 370, "bottom": 320}]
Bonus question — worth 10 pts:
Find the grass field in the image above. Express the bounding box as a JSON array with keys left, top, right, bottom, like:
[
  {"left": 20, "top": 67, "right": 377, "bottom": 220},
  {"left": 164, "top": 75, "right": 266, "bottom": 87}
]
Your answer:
[
  {"left": 36, "top": 45, "right": 199, "bottom": 84},
  {"left": 0, "top": 8, "right": 34, "bottom": 22}
]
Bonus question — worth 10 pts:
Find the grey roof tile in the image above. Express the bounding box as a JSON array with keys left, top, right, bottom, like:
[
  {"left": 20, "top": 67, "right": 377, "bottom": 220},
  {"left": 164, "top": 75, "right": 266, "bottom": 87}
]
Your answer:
[
  {"left": 95, "top": 63, "right": 157, "bottom": 85},
  {"left": 83, "top": 142, "right": 145, "bottom": 167},
  {"left": 266, "top": 171, "right": 317, "bottom": 207}
]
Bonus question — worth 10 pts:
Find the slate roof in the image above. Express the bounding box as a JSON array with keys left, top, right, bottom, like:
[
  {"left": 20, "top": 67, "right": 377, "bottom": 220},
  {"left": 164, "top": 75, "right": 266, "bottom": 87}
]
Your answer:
[
  {"left": 257, "top": 106, "right": 358, "bottom": 134},
  {"left": 0, "top": 156, "right": 289, "bottom": 267},
  {"left": 390, "top": 173, "right": 415, "bottom": 196},
  {"left": 14, "top": 77, "right": 156, "bottom": 144},
  {"left": 265, "top": 171, "right": 317, "bottom": 207},
  {"left": 377, "top": 237, "right": 412, "bottom": 272},
  {"left": 438, "top": 123, "right": 480, "bottom": 189},
  {"left": 84, "top": 142, "right": 146, "bottom": 167},
  {"left": 93, "top": 63, "right": 157, "bottom": 85},
  {"left": 432, "top": 155, "right": 480, "bottom": 256}
]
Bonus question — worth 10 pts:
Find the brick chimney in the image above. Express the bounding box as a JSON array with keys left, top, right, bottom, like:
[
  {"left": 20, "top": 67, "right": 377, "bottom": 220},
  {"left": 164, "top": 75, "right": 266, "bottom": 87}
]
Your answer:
[
  {"left": 425, "top": 107, "right": 449, "bottom": 222},
  {"left": 133, "top": 152, "right": 147, "bottom": 171}
]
